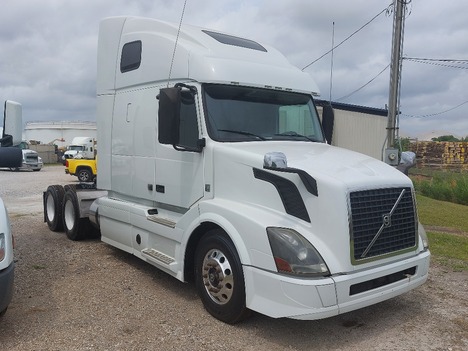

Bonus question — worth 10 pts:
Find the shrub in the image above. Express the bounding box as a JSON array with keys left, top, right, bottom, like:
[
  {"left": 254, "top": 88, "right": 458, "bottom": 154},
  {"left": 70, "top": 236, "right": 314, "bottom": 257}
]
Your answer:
[
  {"left": 454, "top": 177, "right": 468, "bottom": 205},
  {"left": 411, "top": 170, "right": 468, "bottom": 205}
]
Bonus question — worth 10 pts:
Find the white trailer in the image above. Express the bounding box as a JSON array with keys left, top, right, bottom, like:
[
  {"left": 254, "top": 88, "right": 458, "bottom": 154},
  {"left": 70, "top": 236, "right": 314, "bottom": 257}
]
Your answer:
[{"left": 43, "top": 17, "right": 430, "bottom": 323}]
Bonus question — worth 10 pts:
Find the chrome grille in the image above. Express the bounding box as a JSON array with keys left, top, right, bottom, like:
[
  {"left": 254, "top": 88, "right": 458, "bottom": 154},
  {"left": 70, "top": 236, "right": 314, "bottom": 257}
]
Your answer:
[
  {"left": 350, "top": 187, "right": 417, "bottom": 263},
  {"left": 25, "top": 154, "right": 38, "bottom": 164}
]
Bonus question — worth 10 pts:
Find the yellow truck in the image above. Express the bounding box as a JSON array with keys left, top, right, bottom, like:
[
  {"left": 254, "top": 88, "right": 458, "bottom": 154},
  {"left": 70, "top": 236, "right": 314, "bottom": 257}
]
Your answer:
[{"left": 65, "top": 158, "right": 97, "bottom": 182}]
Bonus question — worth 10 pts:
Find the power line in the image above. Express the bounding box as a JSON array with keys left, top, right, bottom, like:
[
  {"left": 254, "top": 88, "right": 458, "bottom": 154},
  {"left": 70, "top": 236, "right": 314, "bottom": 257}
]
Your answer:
[
  {"left": 403, "top": 57, "right": 468, "bottom": 63},
  {"left": 402, "top": 100, "right": 468, "bottom": 119},
  {"left": 302, "top": 4, "right": 392, "bottom": 71},
  {"left": 336, "top": 63, "right": 390, "bottom": 101},
  {"left": 400, "top": 57, "right": 468, "bottom": 118},
  {"left": 403, "top": 57, "right": 468, "bottom": 70}
]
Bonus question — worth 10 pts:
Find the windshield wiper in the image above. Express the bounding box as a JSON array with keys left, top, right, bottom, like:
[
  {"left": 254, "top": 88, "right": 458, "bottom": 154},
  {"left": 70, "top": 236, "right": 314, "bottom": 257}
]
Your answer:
[
  {"left": 218, "top": 129, "right": 266, "bottom": 141},
  {"left": 274, "top": 131, "right": 319, "bottom": 142}
]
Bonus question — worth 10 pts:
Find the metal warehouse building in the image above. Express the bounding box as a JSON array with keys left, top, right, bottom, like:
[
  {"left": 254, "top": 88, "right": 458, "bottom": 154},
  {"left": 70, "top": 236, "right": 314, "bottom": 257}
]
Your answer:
[
  {"left": 24, "top": 121, "right": 97, "bottom": 148},
  {"left": 316, "top": 100, "right": 388, "bottom": 161}
]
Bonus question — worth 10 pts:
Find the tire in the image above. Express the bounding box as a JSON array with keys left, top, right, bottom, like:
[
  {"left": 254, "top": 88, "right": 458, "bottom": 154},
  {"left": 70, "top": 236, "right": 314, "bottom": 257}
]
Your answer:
[
  {"left": 77, "top": 168, "right": 93, "bottom": 182},
  {"left": 195, "top": 229, "right": 250, "bottom": 324},
  {"left": 44, "top": 185, "right": 65, "bottom": 232},
  {"left": 0, "top": 307, "right": 7, "bottom": 318},
  {"left": 62, "top": 188, "right": 88, "bottom": 241}
]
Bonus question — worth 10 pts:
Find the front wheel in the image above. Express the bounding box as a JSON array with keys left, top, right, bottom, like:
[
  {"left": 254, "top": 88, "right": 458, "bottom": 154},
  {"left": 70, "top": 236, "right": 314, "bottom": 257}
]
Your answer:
[{"left": 195, "top": 229, "right": 250, "bottom": 324}]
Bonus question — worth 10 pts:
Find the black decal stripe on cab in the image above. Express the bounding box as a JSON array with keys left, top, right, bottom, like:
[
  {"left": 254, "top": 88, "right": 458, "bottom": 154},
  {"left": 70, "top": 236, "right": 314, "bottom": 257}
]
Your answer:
[
  {"left": 264, "top": 166, "right": 318, "bottom": 196},
  {"left": 253, "top": 168, "right": 310, "bottom": 223}
]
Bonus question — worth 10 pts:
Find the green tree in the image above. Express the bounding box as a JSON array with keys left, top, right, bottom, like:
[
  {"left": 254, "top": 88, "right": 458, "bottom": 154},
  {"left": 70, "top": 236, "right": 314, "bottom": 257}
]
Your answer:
[
  {"left": 431, "top": 135, "right": 460, "bottom": 142},
  {"left": 397, "top": 137, "right": 411, "bottom": 151}
]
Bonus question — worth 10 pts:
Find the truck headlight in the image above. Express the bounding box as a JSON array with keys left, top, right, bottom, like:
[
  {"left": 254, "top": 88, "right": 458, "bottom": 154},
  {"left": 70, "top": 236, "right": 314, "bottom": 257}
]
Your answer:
[
  {"left": 267, "top": 227, "right": 329, "bottom": 277},
  {"left": 0, "top": 233, "right": 5, "bottom": 262},
  {"left": 418, "top": 222, "right": 429, "bottom": 251}
]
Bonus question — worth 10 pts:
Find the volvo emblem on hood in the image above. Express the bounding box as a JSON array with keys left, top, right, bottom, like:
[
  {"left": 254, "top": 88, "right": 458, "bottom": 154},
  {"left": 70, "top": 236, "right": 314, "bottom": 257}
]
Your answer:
[{"left": 361, "top": 188, "right": 406, "bottom": 258}]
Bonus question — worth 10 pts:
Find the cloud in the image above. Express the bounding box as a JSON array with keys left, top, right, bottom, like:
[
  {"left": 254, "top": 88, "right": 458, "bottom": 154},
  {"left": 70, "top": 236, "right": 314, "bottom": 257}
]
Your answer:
[{"left": 0, "top": 0, "right": 467, "bottom": 138}]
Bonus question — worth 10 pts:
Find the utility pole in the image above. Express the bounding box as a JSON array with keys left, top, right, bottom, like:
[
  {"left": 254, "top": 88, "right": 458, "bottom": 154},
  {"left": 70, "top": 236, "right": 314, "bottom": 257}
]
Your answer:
[{"left": 385, "top": 0, "right": 406, "bottom": 165}]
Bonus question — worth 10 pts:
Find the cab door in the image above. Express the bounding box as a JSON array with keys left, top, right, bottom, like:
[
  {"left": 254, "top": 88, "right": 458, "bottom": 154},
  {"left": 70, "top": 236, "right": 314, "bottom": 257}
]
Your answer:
[{"left": 154, "top": 88, "right": 204, "bottom": 210}]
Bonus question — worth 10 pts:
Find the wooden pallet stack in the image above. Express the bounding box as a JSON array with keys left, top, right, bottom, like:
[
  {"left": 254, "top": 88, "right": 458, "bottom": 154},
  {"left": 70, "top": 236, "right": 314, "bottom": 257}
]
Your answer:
[{"left": 409, "top": 141, "right": 468, "bottom": 170}]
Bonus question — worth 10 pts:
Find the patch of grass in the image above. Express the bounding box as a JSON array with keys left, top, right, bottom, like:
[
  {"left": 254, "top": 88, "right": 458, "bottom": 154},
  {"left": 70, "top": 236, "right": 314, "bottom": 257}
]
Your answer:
[
  {"left": 416, "top": 194, "right": 468, "bottom": 233},
  {"left": 427, "top": 232, "right": 468, "bottom": 271},
  {"left": 415, "top": 194, "right": 468, "bottom": 271}
]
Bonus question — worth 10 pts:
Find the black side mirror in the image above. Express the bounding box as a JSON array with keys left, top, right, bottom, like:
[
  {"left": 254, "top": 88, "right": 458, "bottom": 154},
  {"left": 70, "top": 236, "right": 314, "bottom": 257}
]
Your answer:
[
  {"left": 321, "top": 104, "right": 334, "bottom": 145},
  {"left": 0, "top": 134, "right": 13, "bottom": 147},
  {"left": 158, "top": 84, "right": 203, "bottom": 152},
  {"left": 158, "top": 87, "right": 181, "bottom": 146}
]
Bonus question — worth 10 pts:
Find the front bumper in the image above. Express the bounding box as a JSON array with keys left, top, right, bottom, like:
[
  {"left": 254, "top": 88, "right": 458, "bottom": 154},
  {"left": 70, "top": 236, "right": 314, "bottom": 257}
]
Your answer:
[
  {"left": 20, "top": 162, "right": 42, "bottom": 171},
  {"left": 0, "top": 262, "right": 15, "bottom": 313},
  {"left": 244, "top": 250, "right": 430, "bottom": 320}
]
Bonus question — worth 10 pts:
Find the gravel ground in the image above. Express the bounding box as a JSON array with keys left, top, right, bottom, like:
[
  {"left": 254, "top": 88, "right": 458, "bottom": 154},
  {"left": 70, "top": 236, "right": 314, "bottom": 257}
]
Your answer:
[{"left": 0, "top": 165, "right": 467, "bottom": 351}]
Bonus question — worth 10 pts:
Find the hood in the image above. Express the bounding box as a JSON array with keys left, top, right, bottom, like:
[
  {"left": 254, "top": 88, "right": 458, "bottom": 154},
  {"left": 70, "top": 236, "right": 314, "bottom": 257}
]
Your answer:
[
  {"left": 212, "top": 141, "right": 416, "bottom": 274},
  {"left": 215, "top": 141, "right": 411, "bottom": 191}
]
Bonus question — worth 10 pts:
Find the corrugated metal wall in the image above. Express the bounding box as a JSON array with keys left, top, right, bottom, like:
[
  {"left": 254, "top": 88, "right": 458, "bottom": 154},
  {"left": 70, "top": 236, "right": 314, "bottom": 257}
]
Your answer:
[{"left": 317, "top": 104, "right": 388, "bottom": 161}]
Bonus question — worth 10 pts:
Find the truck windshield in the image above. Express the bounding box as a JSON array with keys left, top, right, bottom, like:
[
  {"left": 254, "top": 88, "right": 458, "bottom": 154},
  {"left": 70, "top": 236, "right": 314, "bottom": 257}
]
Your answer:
[{"left": 203, "top": 84, "right": 324, "bottom": 143}]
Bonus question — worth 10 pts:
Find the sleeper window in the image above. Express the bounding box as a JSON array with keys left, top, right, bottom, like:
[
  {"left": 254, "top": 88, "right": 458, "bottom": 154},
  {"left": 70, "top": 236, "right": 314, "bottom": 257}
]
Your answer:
[{"left": 120, "top": 41, "right": 142, "bottom": 73}]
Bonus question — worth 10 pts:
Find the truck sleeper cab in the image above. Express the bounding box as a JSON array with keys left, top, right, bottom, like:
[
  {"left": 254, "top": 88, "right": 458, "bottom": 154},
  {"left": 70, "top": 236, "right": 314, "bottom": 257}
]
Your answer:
[{"left": 43, "top": 17, "right": 429, "bottom": 324}]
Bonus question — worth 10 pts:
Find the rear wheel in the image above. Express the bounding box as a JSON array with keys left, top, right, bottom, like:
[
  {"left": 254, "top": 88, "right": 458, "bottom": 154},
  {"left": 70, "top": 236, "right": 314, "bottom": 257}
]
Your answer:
[
  {"left": 62, "top": 188, "right": 89, "bottom": 241},
  {"left": 77, "top": 168, "right": 93, "bottom": 182},
  {"left": 195, "top": 229, "right": 250, "bottom": 324},
  {"left": 44, "top": 185, "right": 65, "bottom": 231}
]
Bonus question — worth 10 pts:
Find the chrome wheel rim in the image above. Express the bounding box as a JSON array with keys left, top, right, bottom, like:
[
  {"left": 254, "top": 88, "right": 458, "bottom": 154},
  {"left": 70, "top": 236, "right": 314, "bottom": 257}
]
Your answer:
[{"left": 202, "top": 249, "right": 234, "bottom": 305}]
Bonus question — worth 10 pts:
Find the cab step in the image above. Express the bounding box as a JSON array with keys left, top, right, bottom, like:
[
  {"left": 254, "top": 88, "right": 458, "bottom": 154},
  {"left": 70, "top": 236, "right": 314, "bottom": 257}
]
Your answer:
[{"left": 141, "top": 248, "right": 175, "bottom": 265}]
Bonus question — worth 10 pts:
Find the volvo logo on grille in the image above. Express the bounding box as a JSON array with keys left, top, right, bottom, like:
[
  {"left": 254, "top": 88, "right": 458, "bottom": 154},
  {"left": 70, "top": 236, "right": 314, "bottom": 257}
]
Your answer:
[{"left": 382, "top": 214, "right": 392, "bottom": 228}]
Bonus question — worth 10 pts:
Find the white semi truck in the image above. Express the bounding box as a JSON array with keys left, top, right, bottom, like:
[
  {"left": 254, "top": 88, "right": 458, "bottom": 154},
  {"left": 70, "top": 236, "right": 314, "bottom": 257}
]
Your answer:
[
  {"left": 0, "top": 100, "right": 23, "bottom": 317},
  {"left": 43, "top": 17, "right": 430, "bottom": 324},
  {"left": 62, "top": 136, "right": 96, "bottom": 161}
]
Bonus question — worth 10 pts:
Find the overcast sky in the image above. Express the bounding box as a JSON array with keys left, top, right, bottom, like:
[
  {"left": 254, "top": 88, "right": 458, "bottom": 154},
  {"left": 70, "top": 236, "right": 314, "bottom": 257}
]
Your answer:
[{"left": 1, "top": 0, "right": 467, "bottom": 139}]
